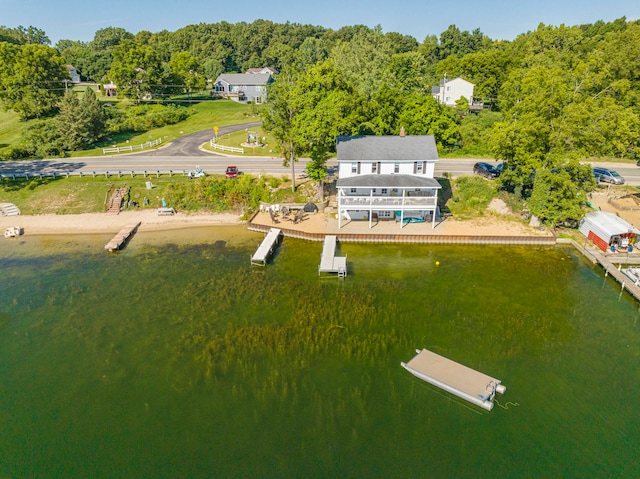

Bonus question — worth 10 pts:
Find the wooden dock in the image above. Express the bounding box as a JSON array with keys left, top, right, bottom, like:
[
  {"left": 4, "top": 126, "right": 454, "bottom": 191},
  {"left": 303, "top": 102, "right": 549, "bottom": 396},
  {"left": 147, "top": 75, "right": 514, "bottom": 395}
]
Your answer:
[
  {"left": 318, "top": 235, "right": 347, "bottom": 277},
  {"left": 251, "top": 228, "right": 282, "bottom": 266},
  {"left": 401, "top": 349, "right": 506, "bottom": 411},
  {"left": 104, "top": 222, "right": 141, "bottom": 252}
]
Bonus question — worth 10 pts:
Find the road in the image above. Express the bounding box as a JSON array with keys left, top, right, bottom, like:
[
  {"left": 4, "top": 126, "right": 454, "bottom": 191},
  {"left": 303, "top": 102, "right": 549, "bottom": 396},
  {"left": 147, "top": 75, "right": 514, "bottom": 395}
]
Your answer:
[{"left": 1, "top": 125, "right": 639, "bottom": 185}]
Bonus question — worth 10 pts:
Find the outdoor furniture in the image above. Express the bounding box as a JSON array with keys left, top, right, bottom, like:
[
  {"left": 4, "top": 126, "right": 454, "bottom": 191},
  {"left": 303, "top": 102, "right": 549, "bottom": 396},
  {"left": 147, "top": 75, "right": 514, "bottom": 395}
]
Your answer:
[
  {"left": 293, "top": 209, "right": 305, "bottom": 224},
  {"left": 269, "top": 209, "right": 279, "bottom": 224}
]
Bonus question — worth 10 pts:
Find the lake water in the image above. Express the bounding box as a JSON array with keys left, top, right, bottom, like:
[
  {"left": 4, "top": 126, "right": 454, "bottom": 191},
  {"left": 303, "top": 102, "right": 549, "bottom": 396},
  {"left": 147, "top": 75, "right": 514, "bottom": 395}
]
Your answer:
[{"left": 1, "top": 227, "right": 638, "bottom": 478}]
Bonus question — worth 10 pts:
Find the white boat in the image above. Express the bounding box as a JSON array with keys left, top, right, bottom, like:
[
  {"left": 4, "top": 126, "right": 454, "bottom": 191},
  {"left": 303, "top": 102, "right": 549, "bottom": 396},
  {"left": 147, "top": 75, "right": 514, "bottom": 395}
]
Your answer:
[
  {"left": 622, "top": 266, "right": 640, "bottom": 286},
  {"left": 4, "top": 226, "right": 23, "bottom": 238}
]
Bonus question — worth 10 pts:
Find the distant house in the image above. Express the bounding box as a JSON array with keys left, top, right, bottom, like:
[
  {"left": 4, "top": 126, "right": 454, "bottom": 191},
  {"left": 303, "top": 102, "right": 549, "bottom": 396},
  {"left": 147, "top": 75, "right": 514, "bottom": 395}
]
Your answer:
[
  {"left": 103, "top": 81, "right": 117, "bottom": 97},
  {"left": 335, "top": 130, "right": 441, "bottom": 229},
  {"left": 432, "top": 76, "right": 477, "bottom": 108},
  {"left": 246, "top": 67, "right": 278, "bottom": 75},
  {"left": 212, "top": 72, "right": 274, "bottom": 104},
  {"left": 67, "top": 65, "right": 81, "bottom": 83}
]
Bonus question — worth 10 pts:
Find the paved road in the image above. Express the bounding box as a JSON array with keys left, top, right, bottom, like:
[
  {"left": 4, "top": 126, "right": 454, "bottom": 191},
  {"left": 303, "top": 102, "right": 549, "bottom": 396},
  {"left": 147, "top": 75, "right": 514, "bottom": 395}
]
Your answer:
[
  {"left": 145, "top": 121, "right": 262, "bottom": 157},
  {"left": 1, "top": 126, "right": 639, "bottom": 185}
]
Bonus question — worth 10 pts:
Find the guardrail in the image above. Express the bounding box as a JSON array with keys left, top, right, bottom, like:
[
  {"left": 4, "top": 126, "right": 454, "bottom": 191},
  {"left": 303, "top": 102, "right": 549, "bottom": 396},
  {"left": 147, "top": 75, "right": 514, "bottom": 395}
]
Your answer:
[
  {"left": 209, "top": 139, "right": 244, "bottom": 154},
  {"left": 103, "top": 138, "right": 162, "bottom": 154},
  {"left": 0, "top": 169, "right": 192, "bottom": 181}
]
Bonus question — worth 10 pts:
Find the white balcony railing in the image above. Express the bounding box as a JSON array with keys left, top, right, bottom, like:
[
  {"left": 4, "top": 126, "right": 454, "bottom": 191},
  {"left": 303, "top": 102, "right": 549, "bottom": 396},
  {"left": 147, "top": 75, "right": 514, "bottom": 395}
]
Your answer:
[{"left": 339, "top": 195, "right": 437, "bottom": 208}]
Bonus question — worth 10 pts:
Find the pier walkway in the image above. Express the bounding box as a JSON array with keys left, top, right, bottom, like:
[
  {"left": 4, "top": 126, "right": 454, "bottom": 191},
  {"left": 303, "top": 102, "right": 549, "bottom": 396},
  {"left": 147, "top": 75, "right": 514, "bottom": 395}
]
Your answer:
[
  {"left": 104, "top": 222, "right": 141, "bottom": 252},
  {"left": 401, "top": 349, "right": 506, "bottom": 411},
  {"left": 318, "top": 235, "right": 347, "bottom": 277},
  {"left": 251, "top": 228, "right": 282, "bottom": 266}
]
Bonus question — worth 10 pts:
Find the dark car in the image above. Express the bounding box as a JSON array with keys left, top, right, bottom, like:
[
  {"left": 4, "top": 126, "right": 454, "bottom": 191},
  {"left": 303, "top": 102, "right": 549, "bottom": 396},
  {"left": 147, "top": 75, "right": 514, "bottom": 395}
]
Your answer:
[
  {"left": 593, "top": 167, "right": 624, "bottom": 185},
  {"left": 225, "top": 166, "right": 239, "bottom": 179},
  {"left": 473, "top": 162, "right": 500, "bottom": 179}
]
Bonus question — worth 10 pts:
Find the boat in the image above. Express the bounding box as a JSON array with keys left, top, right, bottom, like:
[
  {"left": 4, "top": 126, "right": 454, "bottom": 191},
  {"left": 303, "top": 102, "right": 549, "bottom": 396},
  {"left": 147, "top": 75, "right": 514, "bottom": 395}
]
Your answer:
[
  {"left": 4, "top": 226, "right": 23, "bottom": 238},
  {"left": 622, "top": 266, "right": 640, "bottom": 286}
]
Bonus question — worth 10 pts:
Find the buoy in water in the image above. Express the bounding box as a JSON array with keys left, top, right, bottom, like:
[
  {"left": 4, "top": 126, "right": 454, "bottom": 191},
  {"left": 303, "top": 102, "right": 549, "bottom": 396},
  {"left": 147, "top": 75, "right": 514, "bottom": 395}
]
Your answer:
[{"left": 435, "top": 261, "right": 440, "bottom": 266}]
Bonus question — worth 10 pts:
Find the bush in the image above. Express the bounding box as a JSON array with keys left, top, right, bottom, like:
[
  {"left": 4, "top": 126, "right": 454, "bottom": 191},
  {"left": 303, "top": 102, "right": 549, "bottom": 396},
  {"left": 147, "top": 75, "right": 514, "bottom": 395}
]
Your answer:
[
  {"left": 447, "top": 175, "right": 498, "bottom": 218},
  {"left": 107, "top": 104, "right": 193, "bottom": 134}
]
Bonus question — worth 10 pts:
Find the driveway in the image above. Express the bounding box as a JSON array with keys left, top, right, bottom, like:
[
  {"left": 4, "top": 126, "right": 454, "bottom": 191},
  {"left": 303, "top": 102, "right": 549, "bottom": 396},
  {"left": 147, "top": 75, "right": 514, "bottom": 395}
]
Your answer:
[{"left": 145, "top": 121, "right": 262, "bottom": 157}]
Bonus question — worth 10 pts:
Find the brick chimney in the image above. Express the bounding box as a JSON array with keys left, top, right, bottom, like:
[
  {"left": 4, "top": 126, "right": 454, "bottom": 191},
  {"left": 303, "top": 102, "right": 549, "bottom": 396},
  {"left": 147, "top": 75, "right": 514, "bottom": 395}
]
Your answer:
[{"left": 399, "top": 126, "right": 406, "bottom": 137}]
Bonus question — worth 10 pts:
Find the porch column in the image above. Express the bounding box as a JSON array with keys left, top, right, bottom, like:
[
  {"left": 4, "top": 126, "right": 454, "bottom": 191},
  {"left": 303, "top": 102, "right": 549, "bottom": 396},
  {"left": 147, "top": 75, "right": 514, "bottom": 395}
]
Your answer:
[
  {"left": 432, "top": 189, "right": 438, "bottom": 229},
  {"left": 338, "top": 188, "right": 342, "bottom": 229},
  {"left": 369, "top": 189, "right": 373, "bottom": 229},
  {"left": 400, "top": 190, "right": 405, "bottom": 229}
]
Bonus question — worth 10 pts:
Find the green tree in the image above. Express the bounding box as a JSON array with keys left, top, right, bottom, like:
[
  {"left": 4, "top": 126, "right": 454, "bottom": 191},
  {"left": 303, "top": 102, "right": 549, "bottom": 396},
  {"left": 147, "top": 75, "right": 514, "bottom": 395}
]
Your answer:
[
  {"left": 397, "top": 94, "right": 461, "bottom": 150},
  {"left": 169, "top": 51, "right": 206, "bottom": 97},
  {"left": 107, "top": 40, "right": 162, "bottom": 100},
  {"left": 262, "top": 66, "right": 306, "bottom": 191},
  {"left": 0, "top": 43, "right": 68, "bottom": 119},
  {"left": 528, "top": 161, "right": 595, "bottom": 227}
]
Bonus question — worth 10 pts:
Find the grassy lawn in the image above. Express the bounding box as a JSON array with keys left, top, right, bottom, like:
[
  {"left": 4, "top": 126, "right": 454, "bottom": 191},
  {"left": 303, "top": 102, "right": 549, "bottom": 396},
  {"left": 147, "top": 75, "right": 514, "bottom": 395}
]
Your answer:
[
  {"left": 202, "top": 126, "right": 281, "bottom": 157},
  {"left": 0, "top": 109, "right": 25, "bottom": 154},
  {"left": 73, "top": 99, "right": 258, "bottom": 157},
  {"left": 0, "top": 175, "right": 200, "bottom": 214},
  {"left": 0, "top": 98, "right": 258, "bottom": 158}
]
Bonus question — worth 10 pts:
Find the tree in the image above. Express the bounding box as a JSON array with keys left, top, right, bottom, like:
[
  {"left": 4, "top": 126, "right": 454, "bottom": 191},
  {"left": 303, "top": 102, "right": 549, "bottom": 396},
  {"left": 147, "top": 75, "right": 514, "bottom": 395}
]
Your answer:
[
  {"left": 107, "top": 40, "right": 162, "bottom": 100},
  {"left": 528, "top": 160, "right": 595, "bottom": 227},
  {"left": 397, "top": 95, "right": 461, "bottom": 150},
  {"left": 262, "top": 66, "right": 306, "bottom": 191},
  {"left": 169, "top": 51, "right": 206, "bottom": 97},
  {"left": 0, "top": 43, "right": 68, "bottom": 119}
]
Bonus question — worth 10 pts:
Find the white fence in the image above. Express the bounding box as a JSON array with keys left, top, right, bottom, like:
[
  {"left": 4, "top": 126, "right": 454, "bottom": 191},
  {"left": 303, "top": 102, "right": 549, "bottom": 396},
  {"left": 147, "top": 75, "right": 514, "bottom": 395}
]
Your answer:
[
  {"left": 103, "top": 138, "right": 163, "bottom": 154},
  {"left": 209, "top": 139, "right": 244, "bottom": 154}
]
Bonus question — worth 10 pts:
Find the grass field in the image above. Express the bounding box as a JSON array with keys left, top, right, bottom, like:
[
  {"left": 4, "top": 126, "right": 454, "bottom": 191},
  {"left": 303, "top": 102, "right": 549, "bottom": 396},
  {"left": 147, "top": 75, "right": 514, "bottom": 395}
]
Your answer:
[
  {"left": 0, "top": 98, "right": 258, "bottom": 158},
  {"left": 202, "top": 126, "right": 281, "bottom": 157}
]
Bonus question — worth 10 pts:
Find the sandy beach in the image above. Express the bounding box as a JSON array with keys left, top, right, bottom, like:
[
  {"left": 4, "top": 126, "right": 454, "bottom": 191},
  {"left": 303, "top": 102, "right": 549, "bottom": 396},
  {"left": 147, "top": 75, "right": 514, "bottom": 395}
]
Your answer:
[{"left": 0, "top": 209, "right": 244, "bottom": 235}]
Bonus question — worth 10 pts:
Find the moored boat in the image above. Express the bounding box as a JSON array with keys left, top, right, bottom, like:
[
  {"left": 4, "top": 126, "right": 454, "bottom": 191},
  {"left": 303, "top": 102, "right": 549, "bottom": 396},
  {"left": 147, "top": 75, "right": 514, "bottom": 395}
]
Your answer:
[{"left": 4, "top": 226, "right": 23, "bottom": 238}]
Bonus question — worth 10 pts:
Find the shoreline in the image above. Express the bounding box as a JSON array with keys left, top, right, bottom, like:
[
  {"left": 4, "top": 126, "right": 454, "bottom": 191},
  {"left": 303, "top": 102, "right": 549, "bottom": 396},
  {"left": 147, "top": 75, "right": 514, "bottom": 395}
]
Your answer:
[{"left": 0, "top": 210, "right": 244, "bottom": 236}]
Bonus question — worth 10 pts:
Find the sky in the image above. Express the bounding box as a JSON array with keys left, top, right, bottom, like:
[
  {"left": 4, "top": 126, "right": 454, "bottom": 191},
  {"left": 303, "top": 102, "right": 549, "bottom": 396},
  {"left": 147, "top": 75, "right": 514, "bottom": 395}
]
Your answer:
[{"left": 2, "top": 0, "right": 639, "bottom": 45}]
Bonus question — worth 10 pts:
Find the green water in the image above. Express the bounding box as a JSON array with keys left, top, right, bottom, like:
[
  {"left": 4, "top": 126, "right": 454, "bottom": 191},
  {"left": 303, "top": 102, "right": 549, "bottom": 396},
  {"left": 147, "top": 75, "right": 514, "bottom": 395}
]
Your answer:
[{"left": 1, "top": 227, "right": 638, "bottom": 478}]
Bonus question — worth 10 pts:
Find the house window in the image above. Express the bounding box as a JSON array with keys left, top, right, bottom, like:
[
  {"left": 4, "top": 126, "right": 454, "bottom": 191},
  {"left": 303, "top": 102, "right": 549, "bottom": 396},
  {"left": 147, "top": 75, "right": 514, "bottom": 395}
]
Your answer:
[
  {"left": 394, "top": 163, "right": 399, "bottom": 173},
  {"left": 372, "top": 189, "right": 377, "bottom": 193},
  {"left": 381, "top": 188, "right": 388, "bottom": 195},
  {"left": 379, "top": 210, "right": 392, "bottom": 218},
  {"left": 371, "top": 162, "right": 377, "bottom": 174},
  {"left": 416, "top": 162, "right": 423, "bottom": 174},
  {"left": 351, "top": 163, "right": 357, "bottom": 174},
  {"left": 350, "top": 188, "right": 357, "bottom": 194}
]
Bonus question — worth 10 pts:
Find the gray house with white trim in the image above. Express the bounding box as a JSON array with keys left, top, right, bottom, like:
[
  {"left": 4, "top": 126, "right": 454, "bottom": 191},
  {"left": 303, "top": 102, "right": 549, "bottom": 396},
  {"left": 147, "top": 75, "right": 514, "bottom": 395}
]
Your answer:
[
  {"left": 336, "top": 133, "right": 441, "bottom": 229},
  {"left": 212, "top": 73, "right": 274, "bottom": 104}
]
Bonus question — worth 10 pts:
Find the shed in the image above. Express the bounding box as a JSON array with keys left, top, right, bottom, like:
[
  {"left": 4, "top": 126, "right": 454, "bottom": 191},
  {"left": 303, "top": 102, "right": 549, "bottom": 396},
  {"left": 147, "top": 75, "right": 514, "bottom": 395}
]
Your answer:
[{"left": 578, "top": 211, "right": 640, "bottom": 252}]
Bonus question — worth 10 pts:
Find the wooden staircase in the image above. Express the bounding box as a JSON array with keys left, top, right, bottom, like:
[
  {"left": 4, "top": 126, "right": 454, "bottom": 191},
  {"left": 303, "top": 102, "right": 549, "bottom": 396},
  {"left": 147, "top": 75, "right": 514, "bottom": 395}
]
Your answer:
[{"left": 106, "top": 186, "right": 128, "bottom": 215}]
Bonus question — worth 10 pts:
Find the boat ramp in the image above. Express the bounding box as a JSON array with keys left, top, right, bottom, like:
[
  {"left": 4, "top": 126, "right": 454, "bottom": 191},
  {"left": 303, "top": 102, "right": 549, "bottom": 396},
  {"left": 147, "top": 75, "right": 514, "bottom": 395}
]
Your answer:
[
  {"left": 401, "top": 349, "right": 506, "bottom": 411},
  {"left": 251, "top": 228, "right": 282, "bottom": 266},
  {"left": 318, "top": 235, "right": 347, "bottom": 277},
  {"left": 104, "top": 222, "right": 141, "bottom": 252}
]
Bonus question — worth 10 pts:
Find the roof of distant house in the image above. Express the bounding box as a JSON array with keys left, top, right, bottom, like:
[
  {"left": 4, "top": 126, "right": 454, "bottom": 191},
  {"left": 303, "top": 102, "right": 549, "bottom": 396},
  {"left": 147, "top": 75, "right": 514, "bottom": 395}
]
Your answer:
[
  {"left": 215, "top": 73, "right": 273, "bottom": 85},
  {"left": 336, "top": 135, "right": 439, "bottom": 162},
  {"left": 246, "top": 67, "right": 278, "bottom": 74}
]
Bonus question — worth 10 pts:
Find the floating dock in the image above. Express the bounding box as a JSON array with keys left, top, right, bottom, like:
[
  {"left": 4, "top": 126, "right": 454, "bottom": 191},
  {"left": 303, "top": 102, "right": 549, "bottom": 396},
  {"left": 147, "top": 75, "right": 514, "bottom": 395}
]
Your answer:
[
  {"left": 318, "top": 235, "right": 347, "bottom": 277},
  {"left": 401, "top": 349, "right": 506, "bottom": 411},
  {"left": 104, "top": 222, "right": 141, "bottom": 252},
  {"left": 251, "top": 228, "right": 282, "bottom": 266}
]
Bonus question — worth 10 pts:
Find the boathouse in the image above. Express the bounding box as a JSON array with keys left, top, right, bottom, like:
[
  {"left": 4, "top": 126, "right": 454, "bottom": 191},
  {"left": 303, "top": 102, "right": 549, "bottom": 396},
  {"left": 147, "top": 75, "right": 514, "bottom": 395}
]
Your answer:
[
  {"left": 579, "top": 211, "right": 640, "bottom": 252},
  {"left": 335, "top": 132, "right": 441, "bottom": 229}
]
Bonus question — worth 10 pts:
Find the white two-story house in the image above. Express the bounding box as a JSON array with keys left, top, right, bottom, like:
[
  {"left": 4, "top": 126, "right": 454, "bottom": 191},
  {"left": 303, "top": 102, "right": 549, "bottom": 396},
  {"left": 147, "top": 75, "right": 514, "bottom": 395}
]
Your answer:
[
  {"left": 431, "top": 76, "right": 475, "bottom": 107},
  {"left": 335, "top": 132, "right": 441, "bottom": 229}
]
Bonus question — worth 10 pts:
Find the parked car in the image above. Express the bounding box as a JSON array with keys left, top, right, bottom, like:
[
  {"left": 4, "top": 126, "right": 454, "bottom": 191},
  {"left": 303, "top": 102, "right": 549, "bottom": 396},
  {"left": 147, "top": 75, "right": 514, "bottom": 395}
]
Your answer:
[
  {"left": 225, "top": 166, "right": 239, "bottom": 179},
  {"left": 593, "top": 167, "right": 625, "bottom": 185},
  {"left": 473, "top": 162, "right": 500, "bottom": 179}
]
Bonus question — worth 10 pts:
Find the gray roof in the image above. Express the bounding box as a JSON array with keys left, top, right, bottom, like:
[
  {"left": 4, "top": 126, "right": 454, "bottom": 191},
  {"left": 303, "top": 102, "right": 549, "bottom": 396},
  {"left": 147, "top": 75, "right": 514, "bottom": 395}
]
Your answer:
[
  {"left": 336, "top": 135, "right": 439, "bottom": 162},
  {"left": 336, "top": 174, "right": 441, "bottom": 189},
  {"left": 215, "top": 73, "right": 273, "bottom": 86}
]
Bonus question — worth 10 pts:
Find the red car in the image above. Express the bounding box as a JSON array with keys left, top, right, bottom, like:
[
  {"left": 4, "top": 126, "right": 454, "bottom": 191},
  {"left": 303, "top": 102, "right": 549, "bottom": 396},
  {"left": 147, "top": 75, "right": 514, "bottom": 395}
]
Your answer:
[{"left": 225, "top": 166, "right": 239, "bottom": 179}]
